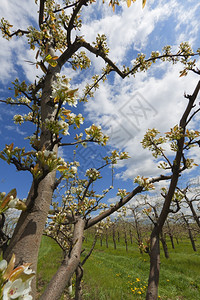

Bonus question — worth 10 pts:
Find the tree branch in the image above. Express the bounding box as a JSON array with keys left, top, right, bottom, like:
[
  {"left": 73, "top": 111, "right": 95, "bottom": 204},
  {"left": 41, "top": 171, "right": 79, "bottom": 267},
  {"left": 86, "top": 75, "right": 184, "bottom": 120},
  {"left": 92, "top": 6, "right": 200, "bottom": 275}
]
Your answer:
[
  {"left": 81, "top": 39, "right": 199, "bottom": 79},
  {"left": 39, "top": 0, "right": 46, "bottom": 27},
  {"left": 80, "top": 40, "right": 125, "bottom": 77},
  {"left": 86, "top": 174, "right": 172, "bottom": 229},
  {"left": 0, "top": 99, "right": 33, "bottom": 111},
  {"left": 59, "top": 138, "right": 98, "bottom": 147},
  {"left": 67, "top": 0, "right": 89, "bottom": 46}
]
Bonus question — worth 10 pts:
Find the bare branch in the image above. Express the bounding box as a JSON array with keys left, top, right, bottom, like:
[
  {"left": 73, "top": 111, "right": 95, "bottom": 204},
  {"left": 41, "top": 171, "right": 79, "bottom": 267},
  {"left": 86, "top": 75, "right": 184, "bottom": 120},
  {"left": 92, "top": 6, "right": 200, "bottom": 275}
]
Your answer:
[
  {"left": 54, "top": 1, "right": 79, "bottom": 13},
  {"left": 81, "top": 234, "right": 97, "bottom": 266},
  {"left": 186, "top": 107, "right": 200, "bottom": 126},
  {"left": 4, "top": 28, "right": 29, "bottom": 38},
  {"left": 80, "top": 40, "right": 125, "bottom": 77},
  {"left": 39, "top": 0, "right": 46, "bottom": 27},
  {"left": 67, "top": 0, "right": 89, "bottom": 46}
]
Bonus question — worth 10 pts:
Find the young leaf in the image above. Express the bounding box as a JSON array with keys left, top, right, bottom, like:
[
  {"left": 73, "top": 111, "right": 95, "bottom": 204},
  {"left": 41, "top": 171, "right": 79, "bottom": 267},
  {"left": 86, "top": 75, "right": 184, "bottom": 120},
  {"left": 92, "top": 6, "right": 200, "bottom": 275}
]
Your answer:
[
  {"left": 142, "top": 0, "right": 147, "bottom": 8},
  {"left": 127, "top": 0, "right": 131, "bottom": 7},
  {"left": 0, "top": 188, "right": 17, "bottom": 209},
  {"left": 3, "top": 253, "right": 15, "bottom": 280}
]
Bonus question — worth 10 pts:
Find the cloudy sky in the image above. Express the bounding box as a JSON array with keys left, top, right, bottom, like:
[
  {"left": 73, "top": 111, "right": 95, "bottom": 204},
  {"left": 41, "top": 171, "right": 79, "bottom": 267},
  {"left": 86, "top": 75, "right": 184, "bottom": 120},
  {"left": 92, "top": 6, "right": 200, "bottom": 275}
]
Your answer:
[{"left": 0, "top": 0, "right": 200, "bottom": 205}]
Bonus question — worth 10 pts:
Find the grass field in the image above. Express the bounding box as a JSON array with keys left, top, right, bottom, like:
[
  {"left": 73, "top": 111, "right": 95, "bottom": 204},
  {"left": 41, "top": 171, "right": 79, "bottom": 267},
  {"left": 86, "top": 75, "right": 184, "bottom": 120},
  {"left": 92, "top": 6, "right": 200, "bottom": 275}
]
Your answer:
[{"left": 37, "top": 235, "right": 200, "bottom": 299}]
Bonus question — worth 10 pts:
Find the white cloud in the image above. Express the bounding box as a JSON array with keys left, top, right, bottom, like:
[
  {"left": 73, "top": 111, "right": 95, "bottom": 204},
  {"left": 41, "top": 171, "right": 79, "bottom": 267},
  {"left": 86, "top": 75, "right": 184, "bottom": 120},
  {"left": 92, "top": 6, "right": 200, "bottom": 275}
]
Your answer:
[
  {"left": 85, "top": 59, "right": 200, "bottom": 181},
  {"left": 175, "top": 2, "right": 200, "bottom": 45},
  {"left": 0, "top": 0, "right": 38, "bottom": 83},
  {"left": 5, "top": 125, "right": 26, "bottom": 136},
  {"left": 80, "top": 0, "right": 177, "bottom": 72}
]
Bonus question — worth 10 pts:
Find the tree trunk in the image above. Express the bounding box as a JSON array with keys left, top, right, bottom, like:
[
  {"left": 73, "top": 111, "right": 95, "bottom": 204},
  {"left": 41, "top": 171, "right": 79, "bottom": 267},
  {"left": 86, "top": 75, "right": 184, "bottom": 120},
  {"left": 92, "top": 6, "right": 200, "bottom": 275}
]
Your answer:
[
  {"left": 112, "top": 227, "right": 116, "bottom": 250},
  {"left": 160, "top": 231, "right": 169, "bottom": 259},
  {"left": 4, "top": 66, "right": 60, "bottom": 297},
  {"left": 166, "top": 221, "right": 175, "bottom": 249},
  {"left": 188, "top": 200, "right": 200, "bottom": 228},
  {"left": 169, "top": 234, "right": 175, "bottom": 249},
  {"left": 146, "top": 229, "right": 160, "bottom": 300},
  {"left": 40, "top": 217, "right": 85, "bottom": 300},
  {"left": 124, "top": 229, "right": 128, "bottom": 252},
  {"left": 100, "top": 234, "right": 103, "bottom": 247},
  {"left": 117, "top": 231, "right": 120, "bottom": 242},
  {"left": 182, "top": 214, "right": 197, "bottom": 252},
  {"left": 4, "top": 172, "right": 56, "bottom": 295},
  {"left": 75, "top": 265, "right": 83, "bottom": 300},
  {"left": 188, "top": 227, "right": 197, "bottom": 252},
  {"left": 105, "top": 229, "right": 108, "bottom": 248},
  {"left": 129, "top": 229, "right": 133, "bottom": 244}
]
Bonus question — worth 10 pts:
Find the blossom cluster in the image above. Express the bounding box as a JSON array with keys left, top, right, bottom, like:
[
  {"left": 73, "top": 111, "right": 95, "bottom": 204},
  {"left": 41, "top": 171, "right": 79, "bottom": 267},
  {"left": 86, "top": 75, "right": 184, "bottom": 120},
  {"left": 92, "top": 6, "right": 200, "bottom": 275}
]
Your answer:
[
  {"left": 51, "top": 73, "right": 78, "bottom": 107},
  {"left": 85, "top": 168, "right": 102, "bottom": 181},
  {"left": 0, "top": 254, "right": 34, "bottom": 300},
  {"left": 165, "top": 125, "right": 184, "bottom": 141},
  {"left": 117, "top": 189, "right": 129, "bottom": 199},
  {"left": 161, "top": 187, "right": 185, "bottom": 202},
  {"left": 66, "top": 112, "right": 84, "bottom": 128},
  {"left": 85, "top": 124, "right": 109, "bottom": 146},
  {"left": 44, "top": 118, "right": 69, "bottom": 136},
  {"left": 141, "top": 128, "right": 166, "bottom": 158},
  {"left": 0, "top": 189, "right": 26, "bottom": 214},
  {"left": 103, "top": 150, "right": 130, "bottom": 164},
  {"left": 7, "top": 96, "right": 31, "bottom": 106},
  {"left": 13, "top": 112, "right": 34, "bottom": 125},
  {"left": 134, "top": 176, "right": 155, "bottom": 191},
  {"left": 35, "top": 149, "right": 67, "bottom": 173},
  {"left": 0, "top": 144, "right": 36, "bottom": 173}
]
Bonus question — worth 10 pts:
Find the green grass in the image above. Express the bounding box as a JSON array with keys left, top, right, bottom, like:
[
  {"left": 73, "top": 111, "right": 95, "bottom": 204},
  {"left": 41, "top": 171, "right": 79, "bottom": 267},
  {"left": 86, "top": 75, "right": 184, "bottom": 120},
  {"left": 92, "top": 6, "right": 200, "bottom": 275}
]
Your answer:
[
  {"left": 37, "top": 236, "right": 64, "bottom": 297},
  {"left": 37, "top": 235, "right": 200, "bottom": 299}
]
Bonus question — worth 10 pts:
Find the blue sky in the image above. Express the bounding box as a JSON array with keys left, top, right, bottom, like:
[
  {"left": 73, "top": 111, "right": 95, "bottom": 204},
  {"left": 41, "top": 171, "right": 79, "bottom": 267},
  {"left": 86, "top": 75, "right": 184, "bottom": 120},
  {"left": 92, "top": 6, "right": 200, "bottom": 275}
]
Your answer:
[{"left": 0, "top": 0, "right": 200, "bottom": 207}]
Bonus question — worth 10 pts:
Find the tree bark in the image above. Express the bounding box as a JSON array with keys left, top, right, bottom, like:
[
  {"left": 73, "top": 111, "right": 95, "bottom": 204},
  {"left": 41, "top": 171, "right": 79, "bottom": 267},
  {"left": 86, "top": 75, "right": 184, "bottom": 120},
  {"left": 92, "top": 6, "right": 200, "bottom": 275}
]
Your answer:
[
  {"left": 166, "top": 221, "right": 175, "bottom": 249},
  {"left": 146, "top": 229, "right": 160, "bottom": 300},
  {"left": 4, "top": 65, "right": 60, "bottom": 297},
  {"left": 182, "top": 215, "right": 197, "bottom": 252},
  {"left": 160, "top": 231, "right": 169, "bottom": 259},
  {"left": 75, "top": 265, "right": 83, "bottom": 300},
  {"left": 112, "top": 226, "right": 116, "bottom": 250},
  {"left": 40, "top": 217, "right": 85, "bottom": 300},
  {"left": 187, "top": 198, "right": 200, "bottom": 228},
  {"left": 105, "top": 229, "right": 109, "bottom": 248}
]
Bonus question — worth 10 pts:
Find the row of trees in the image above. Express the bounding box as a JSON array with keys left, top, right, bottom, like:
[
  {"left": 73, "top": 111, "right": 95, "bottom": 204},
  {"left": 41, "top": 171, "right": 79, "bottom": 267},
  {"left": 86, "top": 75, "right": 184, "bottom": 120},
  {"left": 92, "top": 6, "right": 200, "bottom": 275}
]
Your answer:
[
  {"left": 86, "top": 191, "right": 200, "bottom": 256},
  {"left": 0, "top": 1, "right": 200, "bottom": 299}
]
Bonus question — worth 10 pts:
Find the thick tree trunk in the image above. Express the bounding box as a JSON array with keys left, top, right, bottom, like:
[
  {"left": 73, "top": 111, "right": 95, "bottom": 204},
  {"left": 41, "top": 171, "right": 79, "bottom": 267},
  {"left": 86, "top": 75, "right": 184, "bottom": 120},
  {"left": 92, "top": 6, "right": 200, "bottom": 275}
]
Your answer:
[
  {"left": 4, "top": 66, "right": 60, "bottom": 297},
  {"left": 146, "top": 229, "right": 160, "bottom": 300},
  {"left": 40, "top": 217, "right": 85, "bottom": 300},
  {"left": 4, "top": 172, "right": 57, "bottom": 293}
]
